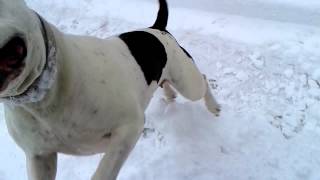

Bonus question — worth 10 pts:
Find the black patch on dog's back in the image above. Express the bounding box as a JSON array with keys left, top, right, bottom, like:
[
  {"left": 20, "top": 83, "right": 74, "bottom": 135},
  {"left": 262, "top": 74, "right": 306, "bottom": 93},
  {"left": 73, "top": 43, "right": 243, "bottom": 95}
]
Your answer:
[{"left": 119, "top": 31, "right": 167, "bottom": 85}]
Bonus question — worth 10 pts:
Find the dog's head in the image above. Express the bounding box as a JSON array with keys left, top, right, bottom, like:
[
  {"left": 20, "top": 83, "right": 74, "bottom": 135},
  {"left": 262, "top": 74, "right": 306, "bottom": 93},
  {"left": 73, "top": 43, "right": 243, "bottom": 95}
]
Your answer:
[{"left": 0, "top": 0, "right": 47, "bottom": 99}]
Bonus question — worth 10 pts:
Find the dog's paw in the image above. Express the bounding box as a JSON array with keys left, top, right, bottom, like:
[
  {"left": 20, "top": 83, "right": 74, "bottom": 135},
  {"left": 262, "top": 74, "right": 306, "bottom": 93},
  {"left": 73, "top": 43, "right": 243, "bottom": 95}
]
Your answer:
[
  {"left": 161, "top": 97, "right": 176, "bottom": 104},
  {"left": 208, "top": 104, "right": 221, "bottom": 117}
]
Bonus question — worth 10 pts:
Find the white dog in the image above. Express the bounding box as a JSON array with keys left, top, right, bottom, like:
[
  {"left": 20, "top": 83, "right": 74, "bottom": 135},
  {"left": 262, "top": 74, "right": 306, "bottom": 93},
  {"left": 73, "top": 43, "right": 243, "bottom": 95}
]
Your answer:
[{"left": 0, "top": 0, "right": 220, "bottom": 179}]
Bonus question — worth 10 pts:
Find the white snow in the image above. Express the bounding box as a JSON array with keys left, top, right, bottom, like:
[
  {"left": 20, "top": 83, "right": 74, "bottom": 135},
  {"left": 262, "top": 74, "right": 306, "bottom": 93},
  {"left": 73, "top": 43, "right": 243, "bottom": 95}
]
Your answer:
[
  {"left": 1, "top": 0, "right": 320, "bottom": 180},
  {"left": 312, "top": 69, "right": 320, "bottom": 81}
]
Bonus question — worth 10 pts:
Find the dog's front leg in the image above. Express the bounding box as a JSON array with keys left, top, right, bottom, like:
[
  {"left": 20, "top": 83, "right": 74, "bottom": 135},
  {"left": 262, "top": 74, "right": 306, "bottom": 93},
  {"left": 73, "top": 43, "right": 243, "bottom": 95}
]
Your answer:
[
  {"left": 92, "top": 122, "right": 143, "bottom": 180},
  {"left": 26, "top": 153, "right": 57, "bottom": 180}
]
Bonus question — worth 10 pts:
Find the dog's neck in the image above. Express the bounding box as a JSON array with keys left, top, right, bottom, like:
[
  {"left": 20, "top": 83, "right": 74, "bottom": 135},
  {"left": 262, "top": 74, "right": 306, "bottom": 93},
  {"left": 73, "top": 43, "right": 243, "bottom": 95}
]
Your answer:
[{"left": 3, "top": 13, "right": 58, "bottom": 105}]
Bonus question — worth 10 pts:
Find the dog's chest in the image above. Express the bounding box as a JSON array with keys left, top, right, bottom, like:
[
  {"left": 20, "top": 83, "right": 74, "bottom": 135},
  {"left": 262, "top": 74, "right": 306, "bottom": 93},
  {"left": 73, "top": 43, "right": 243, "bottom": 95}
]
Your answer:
[
  {"left": 7, "top": 78, "right": 146, "bottom": 154},
  {"left": 6, "top": 102, "right": 119, "bottom": 155}
]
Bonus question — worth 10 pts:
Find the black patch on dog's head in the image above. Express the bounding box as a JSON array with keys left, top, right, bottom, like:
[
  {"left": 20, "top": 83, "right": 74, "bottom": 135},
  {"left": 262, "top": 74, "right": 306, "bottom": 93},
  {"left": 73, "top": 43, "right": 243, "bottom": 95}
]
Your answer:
[{"left": 119, "top": 31, "right": 167, "bottom": 85}]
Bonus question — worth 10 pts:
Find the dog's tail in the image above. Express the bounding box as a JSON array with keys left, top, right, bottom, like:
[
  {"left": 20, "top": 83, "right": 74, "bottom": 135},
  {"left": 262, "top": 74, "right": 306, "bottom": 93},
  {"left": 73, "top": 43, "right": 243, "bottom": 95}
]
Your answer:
[{"left": 151, "top": 0, "right": 169, "bottom": 30}]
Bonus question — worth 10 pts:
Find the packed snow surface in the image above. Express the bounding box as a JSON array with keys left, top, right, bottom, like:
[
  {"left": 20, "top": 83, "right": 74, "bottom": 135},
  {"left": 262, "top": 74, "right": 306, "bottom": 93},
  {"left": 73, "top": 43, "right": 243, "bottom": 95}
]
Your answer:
[{"left": 0, "top": 0, "right": 319, "bottom": 179}]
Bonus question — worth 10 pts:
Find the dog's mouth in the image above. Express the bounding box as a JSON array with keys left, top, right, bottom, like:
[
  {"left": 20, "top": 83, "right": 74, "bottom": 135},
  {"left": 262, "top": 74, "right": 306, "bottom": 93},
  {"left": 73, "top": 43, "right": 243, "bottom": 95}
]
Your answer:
[{"left": 0, "top": 36, "right": 27, "bottom": 92}]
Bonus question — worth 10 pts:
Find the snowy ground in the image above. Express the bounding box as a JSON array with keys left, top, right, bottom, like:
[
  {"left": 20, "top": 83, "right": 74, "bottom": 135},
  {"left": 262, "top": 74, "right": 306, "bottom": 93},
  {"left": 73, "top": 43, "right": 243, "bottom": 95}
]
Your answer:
[{"left": 1, "top": 0, "right": 320, "bottom": 179}]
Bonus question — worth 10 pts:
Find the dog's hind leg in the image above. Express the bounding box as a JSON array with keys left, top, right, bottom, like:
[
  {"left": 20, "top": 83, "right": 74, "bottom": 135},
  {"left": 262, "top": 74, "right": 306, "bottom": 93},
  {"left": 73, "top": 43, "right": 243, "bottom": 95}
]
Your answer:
[
  {"left": 91, "top": 120, "right": 143, "bottom": 180},
  {"left": 168, "top": 67, "right": 206, "bottom": 102},
  {"left": 161, "top": 80, "right": 177, "bottom": 102},
  {"left": 203, "top": 76, "right": 221, "bottom": 116},
  {"left": 169, "top": 73, "right": 221, "bottom": 116},
  {"left": 166, "top": 48, "right": 221, "bottom": 115}
]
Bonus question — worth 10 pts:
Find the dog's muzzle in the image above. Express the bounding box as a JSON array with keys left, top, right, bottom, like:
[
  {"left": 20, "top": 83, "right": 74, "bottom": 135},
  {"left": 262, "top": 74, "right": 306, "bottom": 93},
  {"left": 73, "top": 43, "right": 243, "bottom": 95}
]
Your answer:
[
  {"left": 0, "top": 36, "right": 27, "bottom": 92},
  {"left": 0, "top": 12, "right": 58, "bottom": 104}
]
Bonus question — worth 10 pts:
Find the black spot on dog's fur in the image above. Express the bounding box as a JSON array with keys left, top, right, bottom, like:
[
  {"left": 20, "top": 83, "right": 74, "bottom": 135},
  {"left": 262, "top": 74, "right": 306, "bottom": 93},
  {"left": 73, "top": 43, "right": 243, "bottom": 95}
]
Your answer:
[
  {"left": 119, "top": 31, "right": 167, "bottom": 85},
  {"left": 103, "top": 132, "right": 112, "bottom": 139},
  {"left": 92, "top": 109, "right": 99, "bottom": 115}
]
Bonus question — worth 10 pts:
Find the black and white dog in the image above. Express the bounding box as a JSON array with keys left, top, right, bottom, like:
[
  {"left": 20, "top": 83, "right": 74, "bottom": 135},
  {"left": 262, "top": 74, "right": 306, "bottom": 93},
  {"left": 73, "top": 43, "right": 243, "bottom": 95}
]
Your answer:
[{"left": 0, "top": 0, "right": 220, "bottom": 179}]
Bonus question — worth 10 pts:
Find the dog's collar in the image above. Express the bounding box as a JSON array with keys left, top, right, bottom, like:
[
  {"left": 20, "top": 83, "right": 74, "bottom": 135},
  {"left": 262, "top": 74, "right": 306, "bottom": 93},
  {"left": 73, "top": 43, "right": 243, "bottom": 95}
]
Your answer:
[
  {"left": 37, "top": 12, "right": 51, "bottom": 63},
  {"left": 3, "top": 13, "right": 58, "bottom": 105}
]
